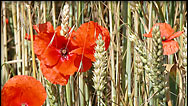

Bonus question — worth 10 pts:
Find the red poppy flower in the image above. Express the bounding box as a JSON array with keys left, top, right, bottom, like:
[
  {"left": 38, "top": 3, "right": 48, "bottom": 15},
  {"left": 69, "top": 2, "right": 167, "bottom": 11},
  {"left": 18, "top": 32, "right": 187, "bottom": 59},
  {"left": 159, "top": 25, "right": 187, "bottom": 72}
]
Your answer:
[
  {"left": 143, "top": 23, "right": 183, "bottom": 55},
  {"left": 70, "top": 21, "right": 110, "bottom": 72},
  {"left": 25, "top": 21, "right": 110, "bottom": 85},
  {"left": 25, "top": 22, "right": 78, "bottom": 85},
  {"left": 1, "top": 75, "right": 47, "bottom": 106}
]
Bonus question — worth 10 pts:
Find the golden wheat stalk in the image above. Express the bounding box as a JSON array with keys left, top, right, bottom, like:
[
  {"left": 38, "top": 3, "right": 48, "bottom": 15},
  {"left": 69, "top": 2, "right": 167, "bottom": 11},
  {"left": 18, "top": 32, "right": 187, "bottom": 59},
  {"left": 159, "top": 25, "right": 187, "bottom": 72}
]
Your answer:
[{"left": 92, "top": 34, "right": 107, "bottom": 106}]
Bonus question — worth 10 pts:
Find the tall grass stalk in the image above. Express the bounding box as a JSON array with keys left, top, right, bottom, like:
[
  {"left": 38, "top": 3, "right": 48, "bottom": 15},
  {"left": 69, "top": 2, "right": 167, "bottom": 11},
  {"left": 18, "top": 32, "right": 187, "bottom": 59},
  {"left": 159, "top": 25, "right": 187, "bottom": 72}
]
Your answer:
[
  {"left": 115, "top": 1, "right": 120, "bottom": 105},
  {"left": 108, "top": 2, "right": 116, "bottom": 106},
  {"left": 12, "top": 2, "right": 20, "bottom": 75},
  {"left": 16, "top": 2, "right": 21, "bottom": 75},
  {"left": 27, "top": 1, "right": 36, "bottom": 78},
  {"left": 121, "top": 1, "right": 128, "bottom": 94},
  {"left": 52, "top": 1, "right": 56, "bottom": 28},
  {"left": 1, "top": 1, "right": 8, "bottom": 86},
  {"left": 1, "top": 1, "right": 187, "bottom": 106},
  {"left": 178, "top": 2, "right": 184, "bottom": 106},
  {"left": 21, "top": 2, "right": 25, "bottom": 75},
  {"left": 133, "top": 9, "right": 139, "bottom": 106},
  {"left": 42, "top": 1, "right": 46, "bottom": 23},
  {"left": 126, "top": 2, "right": 132, "bottom": 105},
  {"left": 148, "top": 2, "right": 154, "bottom": 105}
]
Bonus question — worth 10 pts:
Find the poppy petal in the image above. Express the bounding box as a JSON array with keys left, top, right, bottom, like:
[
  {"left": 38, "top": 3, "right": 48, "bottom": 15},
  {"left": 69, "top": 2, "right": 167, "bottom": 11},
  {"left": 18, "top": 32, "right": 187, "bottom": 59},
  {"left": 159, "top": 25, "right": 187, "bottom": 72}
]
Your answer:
[
  {"left": 55, "top": 26, "right": 62, "bottom": 36},
  {"left": 98, "top": 25, "right": 111, "bottom": 50},
  {"left": 40, "top": 61, "right": 70, "bottom": 85},
  {"left": 34, "top": 22, "right": 54, "bottom": 34},
  {"left": 33, "top": 36, "right": 49, "bottom": 56},
  {"left": 54, "top": 54, "right": 78, "bottom": 76},
  {"left": 162, "top": 40, "right": 179, "bottom": 55},
  {"left": 167, "top": 31, "right": 184, "bottom": 40},
  {"left": 70, "top": 48, "right": 96, "bottom": 62},
  {"left": 70, "top": 21, "right": 102, "bottom": 48},
  {"left": 1, "top": 75, "right": 47, "bottom": 106},
  {"left": 143, "top": 23, "right": 175, "bottom": 39},
  {"left": 74, "top": 55, "right": 92, "bottom": 72},
  {"left": 143, "top": 33, "right": 152, "bottom": 37},
  {"left": 41, "top": 45, "right": 61, "bottom": 66},
  {"left": 158, "top": 23, "right": 174, "bottom": 39}
]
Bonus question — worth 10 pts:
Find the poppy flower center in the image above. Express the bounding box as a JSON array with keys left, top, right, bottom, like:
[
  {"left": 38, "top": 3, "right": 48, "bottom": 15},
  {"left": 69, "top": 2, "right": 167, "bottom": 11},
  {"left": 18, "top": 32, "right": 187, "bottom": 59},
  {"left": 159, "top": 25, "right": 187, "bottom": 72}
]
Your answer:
[
  {"left": 162, "top": 36, "right": 166, "bottom": 41},
  {"left": 61, "top": 48, "right": 68, "bottom": 56}
]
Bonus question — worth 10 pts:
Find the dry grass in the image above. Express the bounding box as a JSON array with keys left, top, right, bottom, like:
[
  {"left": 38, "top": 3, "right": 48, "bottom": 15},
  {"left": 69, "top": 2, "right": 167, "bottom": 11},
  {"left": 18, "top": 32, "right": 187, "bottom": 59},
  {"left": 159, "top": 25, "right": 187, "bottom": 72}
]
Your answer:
[{"left": 1, "top": 1, "right": 187, "bottom": 106}]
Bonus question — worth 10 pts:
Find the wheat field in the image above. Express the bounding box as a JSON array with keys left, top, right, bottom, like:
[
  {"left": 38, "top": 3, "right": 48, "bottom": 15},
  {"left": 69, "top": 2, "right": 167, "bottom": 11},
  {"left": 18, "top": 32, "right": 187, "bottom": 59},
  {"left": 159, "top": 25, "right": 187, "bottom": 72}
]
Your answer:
[{"left": 1, "top": 1, "right": 187, "bottom": 106}]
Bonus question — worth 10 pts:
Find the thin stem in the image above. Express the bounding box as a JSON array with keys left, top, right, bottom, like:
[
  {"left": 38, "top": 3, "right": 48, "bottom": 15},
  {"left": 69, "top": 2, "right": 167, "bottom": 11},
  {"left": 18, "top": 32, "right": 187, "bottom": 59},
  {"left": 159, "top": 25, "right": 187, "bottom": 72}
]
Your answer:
[
  {"left": 108, "top": 1, "right": 116, "bottom": 106},
  {"left": 1, "top": 1, "right": 8, "bottom": 86},
  {"left": 115, "top": 1, "right": 120, "bottom": 105},
  {"left": 126, "top": 2, "right": 132, "bottom": 105},
  {"left": 21, "top": 2, "right": 25, "bottom": 75},
  {"left": 52, "top": 1, "right": 56, "bottom": 28},
  {"left": 42, "top": 1, "right": 46, "bottom": 23},
  {"left": 133, "top": 9, "right": 139, "bottom": 106},
  {"left": 27, "top": 2, "right": 36, "bottom": 78},
  {"left": 16, "top": 1, "right": 21, "bottom": 75}
]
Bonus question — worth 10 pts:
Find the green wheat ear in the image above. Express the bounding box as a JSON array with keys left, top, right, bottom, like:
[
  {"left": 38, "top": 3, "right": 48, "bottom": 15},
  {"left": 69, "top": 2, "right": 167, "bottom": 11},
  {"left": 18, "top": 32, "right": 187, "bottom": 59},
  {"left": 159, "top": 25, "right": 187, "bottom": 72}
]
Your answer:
[
  {"left": 182, "top": 26, "right": 187, "bottom": 68},
  {"left": 148, "top": 25, "right": 167, "bottom": 103},
  {"left": 92, "top": 34, "right": 107, "bottom": 106},
  {"left": 129, "top": 32, "right": 147, "bottom": 74},
  {"left": 60, "top": 2, "right": 69, "bottom": 37},
  {"left": 46, "top": 79, "right": 59, "bottom": 106},
  {"left": 182, "top": 26, "right": 187, "bottom": 102}
]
